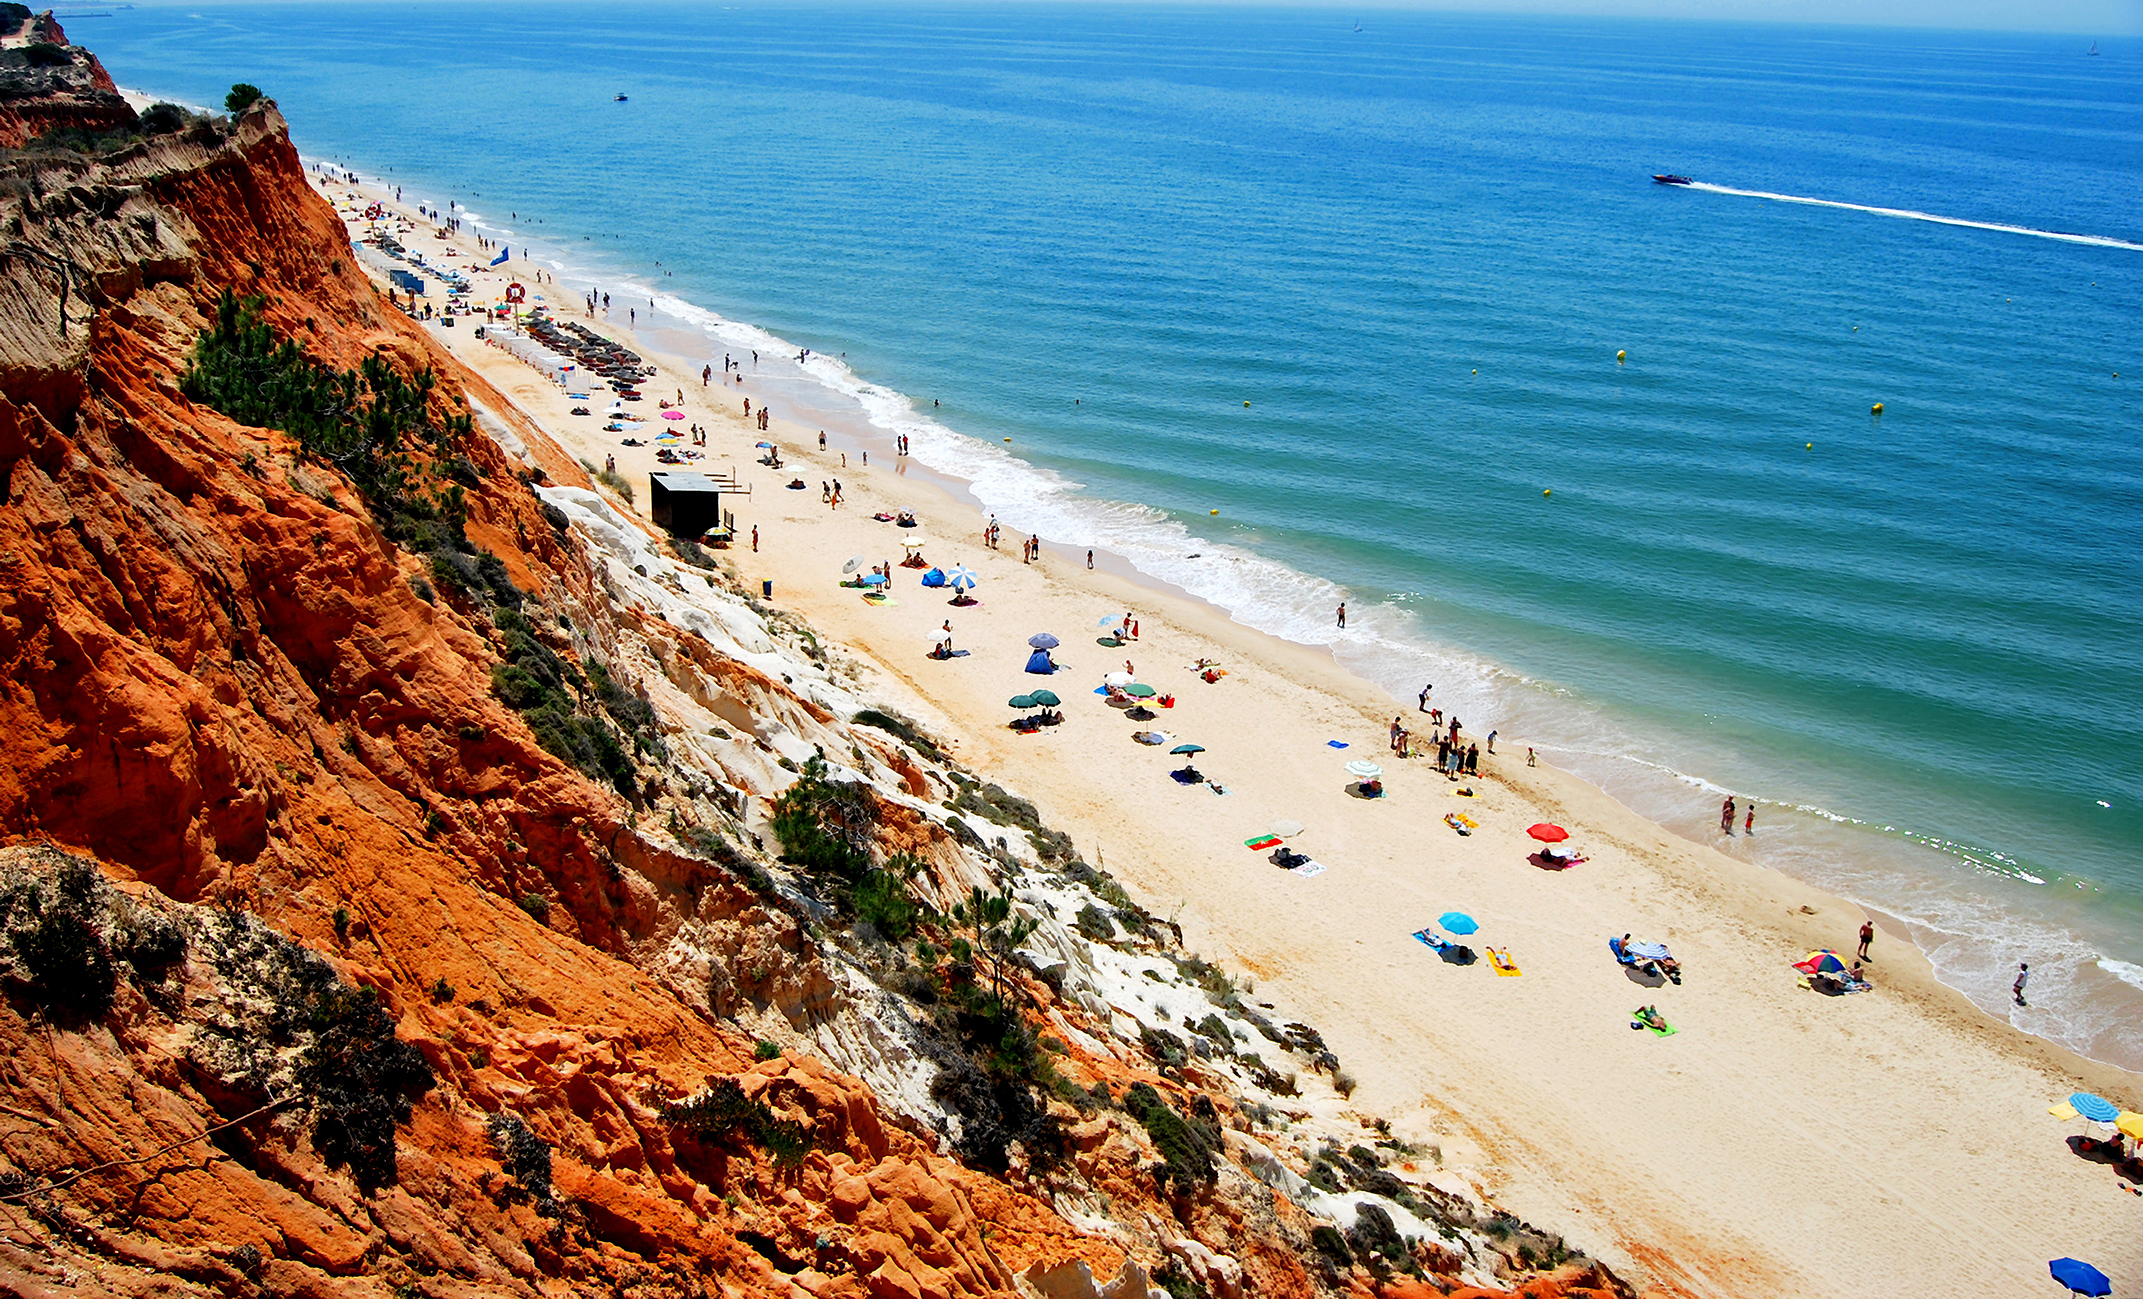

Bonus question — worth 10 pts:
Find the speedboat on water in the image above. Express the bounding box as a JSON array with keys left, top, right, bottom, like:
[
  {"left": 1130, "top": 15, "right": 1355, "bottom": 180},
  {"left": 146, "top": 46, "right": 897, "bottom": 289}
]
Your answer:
[{"left": 1653, "top": 174, "right": 1693, "bottom": 185}]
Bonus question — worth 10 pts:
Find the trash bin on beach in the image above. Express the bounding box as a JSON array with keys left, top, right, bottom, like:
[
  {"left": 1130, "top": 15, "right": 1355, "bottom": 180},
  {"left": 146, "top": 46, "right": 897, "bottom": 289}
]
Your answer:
[{"left": 762, "top": 579, "right": 773, "bottom": 599}]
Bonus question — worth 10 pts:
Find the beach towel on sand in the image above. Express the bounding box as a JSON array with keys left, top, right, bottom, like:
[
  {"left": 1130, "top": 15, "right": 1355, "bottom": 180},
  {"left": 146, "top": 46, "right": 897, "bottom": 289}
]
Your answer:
[
  {"left": 1487, "top": 948, "right": 1521, "bottom": 976},
  {"left": 1245, "top": 835, "right": 1284, "bottom": 850},
  {"left": 1290, "top": 860, "right": 1325, "bottom": 878}
]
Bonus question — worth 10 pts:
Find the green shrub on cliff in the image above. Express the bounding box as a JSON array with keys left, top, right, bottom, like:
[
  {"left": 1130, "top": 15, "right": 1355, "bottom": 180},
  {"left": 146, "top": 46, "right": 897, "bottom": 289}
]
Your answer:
[
  {"left": 1123, "top": 1082, "right": 1219, "bottom": 1194},
  {"left": 181, "top": 290, "right": 473, "bottom": 538},
  {"left": 488, "top": 607, "right": 636, "bottom": 795},
  {"left": 225, "top": 82, "right": 262, "bottom": 114},
  {"left": 662, "top": 1076, "right": 812, "bottom": 1169}
]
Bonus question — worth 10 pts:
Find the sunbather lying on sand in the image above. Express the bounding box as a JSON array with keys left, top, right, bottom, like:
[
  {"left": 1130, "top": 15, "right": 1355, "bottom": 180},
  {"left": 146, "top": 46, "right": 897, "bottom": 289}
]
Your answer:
[{"left": 1632, "top": 1005, "right": 1669, "bottom": 1032}]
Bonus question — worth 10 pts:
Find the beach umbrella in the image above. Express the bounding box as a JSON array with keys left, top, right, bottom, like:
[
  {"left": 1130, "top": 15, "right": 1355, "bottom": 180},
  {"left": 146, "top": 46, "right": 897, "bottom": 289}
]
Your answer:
[
  {"left": 1029, "top": 689, "right": 1061, "bottom": 707},
  {"left": 1630, "top": 941, "right": 1672, "bottom": 961},
  {"left": 1125, "top": 683, "right": 1157, "bottom": 698},
  {"left": 843, "top": 556, "right": 865, "bottom": 574},
  {"left": 928, "top": 629, "right": 952, "bottom": 643},
  {"left": 1345, "top": 760, "right": 1384, "bottom": 780},
  {"left": 661, "top": 409, "right": 685, "bottom": 420},
  {"left": 1170, "top": 744, "right": 1205, "bottom": 755},
  {"left": 1271, "top": 819, "right": 1305, "bottom": 837},
  {"left": 1008, "top": 694, "right": 1039, "bottom": 710},
  {"left": 1097, "top": 615, "right": 1118, "bottom": 627},
  {"left": 2049, "top": 1258, "right": 2111, "bottom": 1297},
  {"left": 1793, "top": 950, "right": 1849, "bottom": 976},
  {"left": 1439, "top": 912, "right": 1479, "bottom": 935},
  {"left": 947, "top": 566, "right": 977, "bottom": 591},
  {"left": 903, "top": 536, "right": 928, "bottom": 549},
  {"left": 860, "top": 572, "right": 887, "bottom": 586},
  {"left": 1527, "top": 823, "right": 1570, "bottom": 843},
  {"left": 755, "top": 440, "right": 773, "bottom": 448},
  {"left": 1028, "top": 633, "right": 1061, "bottom": 649},
  {"left": 1104, "top": 671, "right": 1133, "bottom": 687},
  {"left": 2071, "top": 1093, "right": 2121, "bottom": 1124}
]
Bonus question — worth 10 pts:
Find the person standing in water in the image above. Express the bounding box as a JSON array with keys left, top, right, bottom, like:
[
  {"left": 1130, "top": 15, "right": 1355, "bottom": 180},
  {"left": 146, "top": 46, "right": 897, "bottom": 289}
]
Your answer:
[
  {"left": 2013, "top": 963, "right": 2030, "bottom": 1006},
  {"left": 1745, "top": 805, "right": 1755, "bottom": 835},
  {"left": 1419, "top": 684, "right": 1432, "bottom": 713},
  {"left": 1721, "top": 796, "right": 1736, "bottom": 834},
  {"left": 1086, "top": 549, "right": 1094, "bottom": 569},
  {"left": 1336, "top": 602, "right": 1346, "bottom": 629}
]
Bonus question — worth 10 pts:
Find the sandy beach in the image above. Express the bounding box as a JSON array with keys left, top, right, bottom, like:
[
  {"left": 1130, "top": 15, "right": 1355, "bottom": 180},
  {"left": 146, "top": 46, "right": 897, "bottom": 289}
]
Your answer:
[{"left": 323, "top": 173, "right": 2141, "bottom": 1298}]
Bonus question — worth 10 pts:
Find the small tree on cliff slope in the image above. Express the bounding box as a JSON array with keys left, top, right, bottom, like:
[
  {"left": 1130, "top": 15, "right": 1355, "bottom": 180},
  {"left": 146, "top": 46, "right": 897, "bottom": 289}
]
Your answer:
[{"left": 225, "top": 83, "right": 262, "bottom": 114}]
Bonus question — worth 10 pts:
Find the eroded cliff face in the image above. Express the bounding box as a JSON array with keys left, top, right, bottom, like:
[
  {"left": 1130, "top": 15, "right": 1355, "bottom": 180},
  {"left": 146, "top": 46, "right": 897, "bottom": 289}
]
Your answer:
[{"left": 0, "top": 52, "right": 1637, "bottom": 1299}]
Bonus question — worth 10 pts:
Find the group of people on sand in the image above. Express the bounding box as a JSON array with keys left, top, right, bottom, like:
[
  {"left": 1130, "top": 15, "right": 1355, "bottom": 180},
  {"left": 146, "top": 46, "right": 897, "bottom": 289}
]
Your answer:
[{"left": 1389, "top": 714, "right": 1481, "bottom": 777}]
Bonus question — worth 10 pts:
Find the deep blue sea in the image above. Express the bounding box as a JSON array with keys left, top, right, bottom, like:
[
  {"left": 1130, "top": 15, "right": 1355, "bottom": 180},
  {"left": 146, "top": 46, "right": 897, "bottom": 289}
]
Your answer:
[{"left": 87, "top": 3, "right": 2143, "bottom": 1064}]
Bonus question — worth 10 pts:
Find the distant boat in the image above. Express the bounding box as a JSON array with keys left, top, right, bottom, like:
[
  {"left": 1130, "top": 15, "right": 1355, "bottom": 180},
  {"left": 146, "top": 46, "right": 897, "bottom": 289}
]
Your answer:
[
  {"left": 1653, "top": 174, "right": 1693, "bottom": 186},
  {"left": 1353, "top": 22, "right": 1363, "bottom": 31},
  {"left": 2088, "top": 41, "right": 2099, "bottom": 55},
  {"left": 614, "top": 93, "right": 629, "bottom": 101}
]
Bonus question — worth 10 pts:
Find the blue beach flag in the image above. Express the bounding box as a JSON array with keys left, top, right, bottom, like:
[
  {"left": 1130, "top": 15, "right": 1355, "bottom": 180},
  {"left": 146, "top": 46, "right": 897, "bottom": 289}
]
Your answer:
[{"left": 490, "top": 246, "right": 509, "bottom": 266}]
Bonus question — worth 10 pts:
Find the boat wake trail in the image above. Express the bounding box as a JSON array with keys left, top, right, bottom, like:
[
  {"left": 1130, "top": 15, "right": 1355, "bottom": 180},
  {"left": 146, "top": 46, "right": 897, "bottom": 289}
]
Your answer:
[{"left": 1686, "top": 182, "right": 2143, "bottom": 251}]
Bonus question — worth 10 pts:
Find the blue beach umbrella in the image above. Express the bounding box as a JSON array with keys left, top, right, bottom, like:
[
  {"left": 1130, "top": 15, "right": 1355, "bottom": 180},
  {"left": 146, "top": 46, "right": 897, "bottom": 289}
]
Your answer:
[
  {"left": 2070, "top": 1093, "right": 2120, "bottom": 1124},
  {"left": 1028, "top": 632, "right": 1060, "bottom": 649},
  {"left": 860, "top": 572, "right": 887, "bottom": 586},
  {"left": 947, "top": 566, "right": 977, "bottom": 591},
  {"left": 1439, "top": 912, "right": 1478, "bottom": 935},
  {"left": 2050, "top": 1258, "right": 2111, "bottom": 1297}
]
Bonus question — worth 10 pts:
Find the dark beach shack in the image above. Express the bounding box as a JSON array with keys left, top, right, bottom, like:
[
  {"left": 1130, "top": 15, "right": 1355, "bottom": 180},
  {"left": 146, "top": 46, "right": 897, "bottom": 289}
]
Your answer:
[{"left": 649, "top": 469, "right": 748, "bottom": 544}]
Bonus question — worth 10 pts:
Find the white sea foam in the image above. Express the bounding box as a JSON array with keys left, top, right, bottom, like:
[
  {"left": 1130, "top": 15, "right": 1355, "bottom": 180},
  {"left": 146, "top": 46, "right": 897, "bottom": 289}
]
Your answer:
[
  {"left": 1686, "top": 182, "right": 2143, "bottom": 251},
  {"left": 2101, "top": 959, "right": 2143, "bottom": 992}
]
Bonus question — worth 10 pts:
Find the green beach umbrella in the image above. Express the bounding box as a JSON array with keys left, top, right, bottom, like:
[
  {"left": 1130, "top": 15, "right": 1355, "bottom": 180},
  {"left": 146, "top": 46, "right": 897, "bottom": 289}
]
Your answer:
[
  {"left": 1029, "top": 689, "right": 1061, "bottom": 707},
  {"left": 1008, "top": 694, "right": 1039, "bottom": 709},
  {"left": 1124, "top": 683, "right": 1157, "bottom": 698},
  {"left": 1170, "top": 743, "right": 1205, "bottom": 755}
]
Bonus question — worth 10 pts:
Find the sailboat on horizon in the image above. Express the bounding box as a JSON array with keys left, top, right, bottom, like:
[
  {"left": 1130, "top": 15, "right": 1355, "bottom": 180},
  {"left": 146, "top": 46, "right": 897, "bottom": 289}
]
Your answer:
[{"left": 2088, "top": 40, "right": 2099, "bottom": 55}]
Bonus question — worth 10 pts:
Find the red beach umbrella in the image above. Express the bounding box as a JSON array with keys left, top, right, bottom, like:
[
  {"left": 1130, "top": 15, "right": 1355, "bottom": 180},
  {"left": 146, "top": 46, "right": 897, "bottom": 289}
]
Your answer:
[{"left": 1527, "top": 823, "right": 1570, "bottom": 844}]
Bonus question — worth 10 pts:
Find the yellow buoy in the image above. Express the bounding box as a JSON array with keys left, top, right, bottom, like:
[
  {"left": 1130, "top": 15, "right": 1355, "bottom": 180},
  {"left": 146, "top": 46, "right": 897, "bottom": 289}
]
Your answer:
[
  {"left": 1472, "top": 369, "right": 1477, "bottom": 375},
  {"left": 1542, "top": 488, "right": 1551, "bottom": 497},
  {"left": 1616, "top": 350, "right": 1626, "bottom": 363},
  {"left": 1243, "top": 400, "right": 1251, "bottom": 407},
  {"left": 1210, "top": 508, "right": 1219, "bottom": 515},
  {"left": 1806, "top": 442, "right": 1813, "bottom": 449},
  {"left": 1004, "top": 437, "right": 1012, "bottom": 442},
  {"left": 1871, "top": 402, "right": 1884, "bottom": 415}
]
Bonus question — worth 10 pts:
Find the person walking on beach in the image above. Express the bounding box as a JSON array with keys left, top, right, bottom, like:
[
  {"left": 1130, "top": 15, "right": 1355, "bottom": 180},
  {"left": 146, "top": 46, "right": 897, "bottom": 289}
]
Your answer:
[
  {"left": 1857, "top": 920, "right": 1874, "bottom": 960},
  {"left": 1486, "top": 729, "right": 1497, "bottom": 754},
  {"left": 703, "top": 364, "right": 711, "bottom": 386},
  {"left": 751, "top": 525, "right": 759, "bottom": 553},
  {"left": 1419, "top": 683, "right": 1432, "bottom": 713},
  {"left": 1087, "top": 549, "right": 1094, "bottom": 569},
  {"left": 1744, "top": 805, "right": 1755, "bottom": 835},
  {"left": 2013, "top": 963, "right": 2030, "bottom": 1006},
  {"left": 1721, "top": 796, "right": 1737, "bottom": 835},
  {"left": 1336, "top": 602, "right": 1347, "bottom": 629},
  {"left": 1526, "top": 746, "right": 1537, "bottom": 767}
]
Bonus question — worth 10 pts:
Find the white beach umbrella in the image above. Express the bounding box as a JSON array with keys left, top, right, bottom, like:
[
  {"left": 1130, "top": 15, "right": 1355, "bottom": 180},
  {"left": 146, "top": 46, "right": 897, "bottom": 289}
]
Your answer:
[{"left": 1104, "top": 671, "right": 1133, "bottom": 687}]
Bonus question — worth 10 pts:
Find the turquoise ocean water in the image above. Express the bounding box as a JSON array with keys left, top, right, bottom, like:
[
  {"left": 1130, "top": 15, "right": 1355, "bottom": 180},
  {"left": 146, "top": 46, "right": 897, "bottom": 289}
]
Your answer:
[{"left": 87, "top": 4, "right": 2143, "bottom": 1064}]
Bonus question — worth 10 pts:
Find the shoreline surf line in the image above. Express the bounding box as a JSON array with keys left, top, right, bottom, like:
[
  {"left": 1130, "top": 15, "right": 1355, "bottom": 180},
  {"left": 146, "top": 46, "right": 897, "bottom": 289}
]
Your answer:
[
  {"left": 1683, "top": 181, "right": 2143, "bottom": 251},
  {"left": 323, "top": 164, "right": 2143, "bottom": 1072}
]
